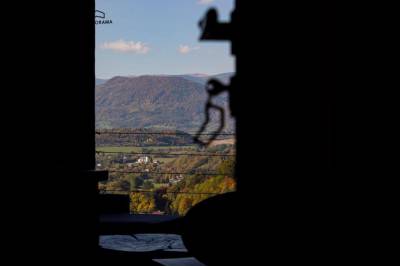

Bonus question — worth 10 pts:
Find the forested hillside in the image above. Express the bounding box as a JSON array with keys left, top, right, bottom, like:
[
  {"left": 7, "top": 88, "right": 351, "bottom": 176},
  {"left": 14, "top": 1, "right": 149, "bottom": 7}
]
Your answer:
[
  {"left": 96, "top": 128, "right": 193, "bottom": 147},
  {"left": 95, "top": 74, "right": 234, "bottom": 132},
  {"left": 98, "top": 143, "right": 236, "bottom": 216},
  {"left": 129, "top": 158, "right": 236, "bottom": 216}
]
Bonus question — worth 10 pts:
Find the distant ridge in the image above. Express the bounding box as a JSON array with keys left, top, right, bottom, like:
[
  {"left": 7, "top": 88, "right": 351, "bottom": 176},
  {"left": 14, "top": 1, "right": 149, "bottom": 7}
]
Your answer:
[
  {"left": 174, "top": 72, "right": 233, "bottom": 85},
  {"left": 96, "top": 78, "right": 108, "bottom": 86},
  {"left": 96, "top": 74, "right": 234, "bottom": 131}
]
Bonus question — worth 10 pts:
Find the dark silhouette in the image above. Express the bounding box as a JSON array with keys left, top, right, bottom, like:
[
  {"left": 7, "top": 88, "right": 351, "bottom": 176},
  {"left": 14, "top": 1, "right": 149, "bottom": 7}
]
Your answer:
[
  {"left": 193, "top": 79, "right": 229, "bottom": 147},
  {"left": 3, "top": 1, "right": 341, "bottom": 265}
]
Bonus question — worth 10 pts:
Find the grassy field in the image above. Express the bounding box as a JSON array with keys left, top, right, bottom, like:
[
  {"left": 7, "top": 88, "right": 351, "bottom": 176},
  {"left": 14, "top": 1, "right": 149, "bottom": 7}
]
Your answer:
[
  {"left": 96, "top": 145, "right": 197, "bottom": 153},
  {"left": 209, "top": 138, "right": 235, "bottom": 146},
  {"left": 153, "top": 183, "right": 170, "bottom": 189},
  {"left": 96, "top": 145, "right": 197, "bottom": 164},
  {"left": 153, "top": 157, "right": 176, "bottom": 163}
]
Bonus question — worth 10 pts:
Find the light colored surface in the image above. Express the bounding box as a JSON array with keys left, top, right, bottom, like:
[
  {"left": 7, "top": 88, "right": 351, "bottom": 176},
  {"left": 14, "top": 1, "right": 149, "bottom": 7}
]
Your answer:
[
  {"left": 154, "top": 258, "right": 205, "bottom": 266},
  {"left": 100, "top": 234, "right": 186, "bottom": 252},
  {"left": 209, "top": 138, "right": 235, "bottom": 146},
  {"left": 100, "top": 234, "right": 205, "bottom": 265}
]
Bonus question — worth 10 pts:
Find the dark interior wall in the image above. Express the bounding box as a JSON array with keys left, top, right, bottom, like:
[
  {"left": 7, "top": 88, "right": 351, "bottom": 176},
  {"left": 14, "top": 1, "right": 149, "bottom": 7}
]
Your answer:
[
  {"left": 3, "top": 1, "right": 97, "bottom": 262},
  {"left": 232, "top": 1, "right": 337, "bottom": 260},
  {"left": 235, "top": 1, "right": 335, "bottom": 192},
  {"left": 44, "top": 1, "right": 97, "bottom": 260}
]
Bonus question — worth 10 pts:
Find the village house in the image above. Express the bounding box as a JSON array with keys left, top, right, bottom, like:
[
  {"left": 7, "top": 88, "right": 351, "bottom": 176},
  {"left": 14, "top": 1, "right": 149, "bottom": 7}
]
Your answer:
[{"left": 136, "top": 156, "right": 152, "bottom": 164}]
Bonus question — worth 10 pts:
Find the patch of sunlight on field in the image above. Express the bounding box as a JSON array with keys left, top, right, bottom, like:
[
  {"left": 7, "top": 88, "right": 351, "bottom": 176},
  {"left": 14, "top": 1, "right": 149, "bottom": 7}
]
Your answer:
[
  {"left": 154, "top": 157, "right": 176, "bottom": 163},
  {"left": 96, "top": 145, "right": 197, "bottom": 153},
  {"left": 153, "top": 183, "right": 170, "bottom": 189}
]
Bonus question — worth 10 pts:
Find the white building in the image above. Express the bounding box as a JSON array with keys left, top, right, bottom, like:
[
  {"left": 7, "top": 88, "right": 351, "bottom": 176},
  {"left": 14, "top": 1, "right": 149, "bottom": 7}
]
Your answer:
[{"left": 137, "top": 156, "right": 151, "bottom": 164}]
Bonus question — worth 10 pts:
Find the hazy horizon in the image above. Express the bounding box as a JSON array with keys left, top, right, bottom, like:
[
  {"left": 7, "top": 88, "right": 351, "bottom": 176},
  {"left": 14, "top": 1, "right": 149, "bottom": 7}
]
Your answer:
[
  {"left": 96, "top": 0, "right": 234, "bottom": 79},
  {"left": 96, "top": 71, "right": 234, "bottom": 80}
]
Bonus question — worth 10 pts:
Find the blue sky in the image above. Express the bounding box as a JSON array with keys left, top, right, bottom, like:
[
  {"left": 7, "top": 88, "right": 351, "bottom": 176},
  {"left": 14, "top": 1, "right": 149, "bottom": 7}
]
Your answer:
[{"left": 95, "top": 0, "right": 234, "bottom": 79}]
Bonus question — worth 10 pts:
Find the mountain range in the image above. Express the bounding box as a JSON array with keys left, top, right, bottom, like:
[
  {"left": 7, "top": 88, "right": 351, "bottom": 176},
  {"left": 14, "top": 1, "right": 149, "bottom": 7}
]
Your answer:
[{"left": 95, "top": 73, "right": 234, "bottom": 132}]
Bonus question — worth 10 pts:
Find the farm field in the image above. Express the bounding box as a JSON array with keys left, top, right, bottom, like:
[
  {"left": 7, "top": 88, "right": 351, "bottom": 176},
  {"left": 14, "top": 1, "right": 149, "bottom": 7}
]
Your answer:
[{"left": 96, "top": 145, "right": 197, "bottom": 153}]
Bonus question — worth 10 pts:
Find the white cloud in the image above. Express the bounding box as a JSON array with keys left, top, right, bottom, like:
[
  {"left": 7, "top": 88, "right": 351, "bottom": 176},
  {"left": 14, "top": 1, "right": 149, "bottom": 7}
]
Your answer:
[
  {"left": 101, "top": 40, "right": 150, "bottom": 54},
  {"left": 178, "top": 45, "right": 200, "bottom": 54},
  {"left": 198, "top": 0, "right": 215, "bottom": 5}
]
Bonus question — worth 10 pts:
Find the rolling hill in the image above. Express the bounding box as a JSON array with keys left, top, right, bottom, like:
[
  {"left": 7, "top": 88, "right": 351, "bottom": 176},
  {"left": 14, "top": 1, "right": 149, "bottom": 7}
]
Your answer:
[{"left": 95, "top": 73, "right": 234, "bottom": 132}]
